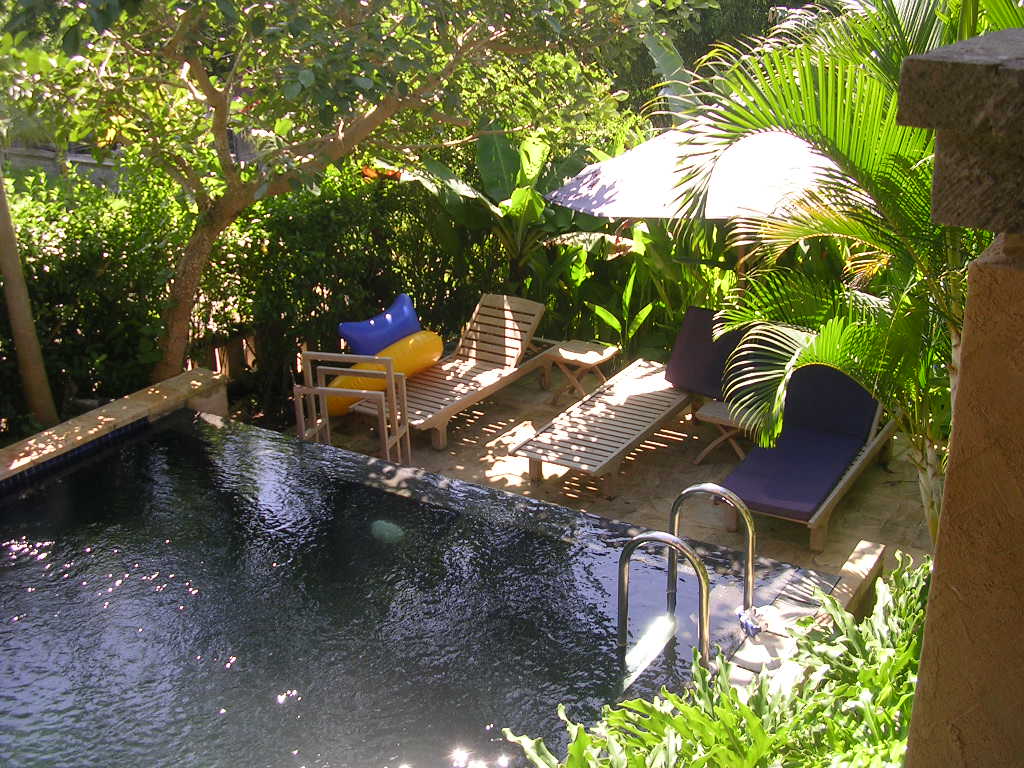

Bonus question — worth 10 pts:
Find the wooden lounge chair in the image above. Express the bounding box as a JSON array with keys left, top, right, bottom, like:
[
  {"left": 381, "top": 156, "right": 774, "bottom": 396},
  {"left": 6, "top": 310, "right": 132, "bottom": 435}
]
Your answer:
[
  {"left": 510, "top": 306, "right": 736, "bottom": 497},
  {"left": 511, "top": 358, "right": 692, "bottom": 497},
  {"left": 294, "top": 351, "right": 412, "bottom": 464},
  {"left": 719, "top": 365, "right": 896, "bottom": 552},
  {"left": 352, "top": 294, "right": 549, "bottom": 450}
]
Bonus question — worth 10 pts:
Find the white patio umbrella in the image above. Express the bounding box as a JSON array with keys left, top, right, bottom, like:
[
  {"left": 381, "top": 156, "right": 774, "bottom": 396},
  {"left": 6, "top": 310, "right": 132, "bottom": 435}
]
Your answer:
[{"left": 545, "top": 129, "right": 834, "bottom": 221}]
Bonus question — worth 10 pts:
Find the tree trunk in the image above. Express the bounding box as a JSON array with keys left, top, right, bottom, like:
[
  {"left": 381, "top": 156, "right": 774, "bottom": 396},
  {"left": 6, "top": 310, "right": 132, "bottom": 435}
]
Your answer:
[
  {"left": 948, "top": 322, "right": 961, "bottom": 409},
  {"left": 150, "top": 193, "right": 249, "bottom": 383},
  {"left": 908, "top": 439, "right": 943, "bottom": 545},
  {"left": 0, "top": 168, "right": 59, "bottom": 427}
]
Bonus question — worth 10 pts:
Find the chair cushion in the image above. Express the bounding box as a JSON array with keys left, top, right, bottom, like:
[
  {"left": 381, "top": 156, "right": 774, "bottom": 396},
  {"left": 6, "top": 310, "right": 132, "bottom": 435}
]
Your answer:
[
  {"left": 783, "top": 365, "right": 877, "bottom": 443},
  {"left": 721, "top": 427, "right": 864, "bottom": 522},
  {"left": 664, "top": 307, "right": 742, "bottom": 399}
]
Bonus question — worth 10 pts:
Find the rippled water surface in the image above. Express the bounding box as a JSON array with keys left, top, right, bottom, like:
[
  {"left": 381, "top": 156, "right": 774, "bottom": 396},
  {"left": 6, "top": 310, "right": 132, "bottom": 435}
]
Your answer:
[{"left": 1, "top": 412, "right": 806, "bottom": 767}]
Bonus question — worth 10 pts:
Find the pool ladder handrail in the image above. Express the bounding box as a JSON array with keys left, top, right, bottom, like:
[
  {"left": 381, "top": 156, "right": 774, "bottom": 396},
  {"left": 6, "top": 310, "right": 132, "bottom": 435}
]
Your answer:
[
  {"left": 617, "top": 531, "right": 711, "bottom": 665},
  {"left": 668, "top": 482, "right": 757, "bottom": 618}
]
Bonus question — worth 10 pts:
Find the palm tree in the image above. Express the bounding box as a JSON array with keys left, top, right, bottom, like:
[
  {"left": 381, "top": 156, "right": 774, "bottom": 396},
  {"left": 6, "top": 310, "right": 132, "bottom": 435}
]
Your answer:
[{"left": 671, "top": 0, "right": 1022, "bottom": 539}]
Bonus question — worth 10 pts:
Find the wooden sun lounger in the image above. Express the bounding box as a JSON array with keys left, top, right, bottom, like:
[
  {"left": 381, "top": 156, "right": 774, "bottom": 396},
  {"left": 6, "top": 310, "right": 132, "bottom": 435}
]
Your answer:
[
  {"left": 352, "top": 293, "right": 550, "bottom": 450},
  {"left": 510, "top": 358, "right": 693, "bottom": 497},
  {"left": 720, "top": 366, "right": 897, "bottom": 552}
]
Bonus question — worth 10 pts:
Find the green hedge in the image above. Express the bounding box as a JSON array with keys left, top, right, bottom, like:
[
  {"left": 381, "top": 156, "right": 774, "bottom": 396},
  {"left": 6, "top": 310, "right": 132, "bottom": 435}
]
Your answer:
[{"left": 0, "top": 156, "right": 508, "bottom": 441}]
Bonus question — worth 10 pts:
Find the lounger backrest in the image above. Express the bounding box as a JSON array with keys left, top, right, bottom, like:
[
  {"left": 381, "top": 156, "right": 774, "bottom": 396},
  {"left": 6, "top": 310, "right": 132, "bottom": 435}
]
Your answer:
[
  {"left": 664, "top": 306, "right": 743, "bottom": 398},
  {"left": 783, "top": 365, "right": 878, "bottom": 443},
  {"left": 454, "top": 293, "right": 546, "bottom": 369}
]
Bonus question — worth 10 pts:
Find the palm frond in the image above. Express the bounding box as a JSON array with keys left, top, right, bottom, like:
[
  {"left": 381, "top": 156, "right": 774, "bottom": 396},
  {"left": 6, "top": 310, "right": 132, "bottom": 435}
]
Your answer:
[
  {"left": 722, "top": 313, "right": 918, "bottom": 445},
  {"left": 980, "top": 0, "right": 1024, "bottom": 30},
  {"left": 716, "top": 269, "right": 889, "bottom": 334}
]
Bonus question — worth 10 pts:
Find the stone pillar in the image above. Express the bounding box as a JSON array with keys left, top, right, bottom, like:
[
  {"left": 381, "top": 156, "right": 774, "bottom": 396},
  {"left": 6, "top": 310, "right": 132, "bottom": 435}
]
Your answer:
[{"left": 898, "top": 30, "right": 1024, "bottom": 767}]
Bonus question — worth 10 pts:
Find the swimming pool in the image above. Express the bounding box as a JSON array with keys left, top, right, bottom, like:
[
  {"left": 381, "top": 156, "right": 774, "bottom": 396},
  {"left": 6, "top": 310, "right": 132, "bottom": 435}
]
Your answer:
[{"left": 0, "top": 410, "right": 836, "bottom": 767}]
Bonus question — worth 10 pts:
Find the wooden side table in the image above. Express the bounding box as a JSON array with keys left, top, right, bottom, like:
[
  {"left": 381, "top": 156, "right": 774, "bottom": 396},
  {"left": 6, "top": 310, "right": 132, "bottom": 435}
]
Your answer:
[
  {"left": 545, "top": 340, "right": 620, "bottom": 405},
  {"left": 692, "top": 398, "right": 746, "bottom": 464}
]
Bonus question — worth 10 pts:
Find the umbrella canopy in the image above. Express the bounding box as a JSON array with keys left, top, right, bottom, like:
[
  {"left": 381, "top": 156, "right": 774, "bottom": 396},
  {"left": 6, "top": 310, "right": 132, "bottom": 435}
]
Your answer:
[{"left": 546, "top": 129, "right": 834, "bottom": 221}]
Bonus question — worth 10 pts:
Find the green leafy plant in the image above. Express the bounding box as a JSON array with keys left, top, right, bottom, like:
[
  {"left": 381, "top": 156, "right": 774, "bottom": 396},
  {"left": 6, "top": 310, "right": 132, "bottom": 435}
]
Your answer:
[
  {"left": 586, "top": 260, "right": 657, "bottom": 357},
  {"left": 507, "top": 554, "right": 930, "bottom": 767}
]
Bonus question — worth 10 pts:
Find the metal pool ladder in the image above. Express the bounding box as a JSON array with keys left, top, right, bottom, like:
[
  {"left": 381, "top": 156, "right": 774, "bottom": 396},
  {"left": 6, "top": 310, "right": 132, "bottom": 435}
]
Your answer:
[
  {"left": 669, "top": 482, "right": 760, "bottom": 637},
  {"left": 616, "top": 482, "right": 761, "bottom": 669},
  {"left": 617, "top": 530, "right": 712, "bottom": 664}
]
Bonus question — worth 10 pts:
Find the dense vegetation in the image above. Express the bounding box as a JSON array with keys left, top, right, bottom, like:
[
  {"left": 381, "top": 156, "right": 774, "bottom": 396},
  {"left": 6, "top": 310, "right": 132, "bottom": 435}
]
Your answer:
[
  {"left": 0, "top": 0, "right": 774, "bottom": 442},
  {"left": 508, "top": 554, "right": 930, "bottom": 767}
]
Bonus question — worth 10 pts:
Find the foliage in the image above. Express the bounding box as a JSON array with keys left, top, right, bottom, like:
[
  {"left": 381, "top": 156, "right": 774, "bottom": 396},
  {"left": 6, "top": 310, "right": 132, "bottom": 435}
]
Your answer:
[
  {"left": 1, "top": 162, "right": 179, "bottom": 413},
  {"left": 506, "top": 553, "right": 930, "bottom": 767},
  {"left": 0, "top": 152, "right": 511, "bottom": 441},
  {"left": 587, "top": 260, "right": 657, "bottom": 357},
  {"left": 670, "top": 0, "right": 1007, "bottom": 539},
  {"left": 4, "top": 0, "right": 710, "bottom": 380}
]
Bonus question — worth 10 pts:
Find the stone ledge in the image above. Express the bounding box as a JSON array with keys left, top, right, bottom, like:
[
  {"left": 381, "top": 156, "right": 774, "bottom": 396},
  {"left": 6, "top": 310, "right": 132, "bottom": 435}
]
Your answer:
[
  {"left": 831, "top": 539, "right": 887, "bottom": 617},
  {"left": 899, "top": 28, "right": 1024, "bottom": 137},
  {"left": 729, "top": 539, "right": 886, "bottom": 692},
  {"left": 0, "top": 368, "right": 226, "bottom": 486}
]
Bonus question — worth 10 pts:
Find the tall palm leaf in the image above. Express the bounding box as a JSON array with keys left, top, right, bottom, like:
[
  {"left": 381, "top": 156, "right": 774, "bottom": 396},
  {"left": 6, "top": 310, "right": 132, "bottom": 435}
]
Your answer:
[{"left": 672, "top": 0, "right": 999, "bottom": 538}]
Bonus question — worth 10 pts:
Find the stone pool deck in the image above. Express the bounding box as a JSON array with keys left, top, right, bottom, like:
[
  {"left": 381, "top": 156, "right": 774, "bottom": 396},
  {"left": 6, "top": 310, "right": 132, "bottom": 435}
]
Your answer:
[{"left": 324, "top": 365, "right": 932, "bottom": 576}]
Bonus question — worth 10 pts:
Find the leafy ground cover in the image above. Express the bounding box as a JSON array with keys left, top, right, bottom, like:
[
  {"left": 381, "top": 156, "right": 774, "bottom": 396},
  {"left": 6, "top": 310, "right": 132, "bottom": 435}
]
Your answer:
[{"left": 508, "top": 554, "right": 929, "bottom": 767}]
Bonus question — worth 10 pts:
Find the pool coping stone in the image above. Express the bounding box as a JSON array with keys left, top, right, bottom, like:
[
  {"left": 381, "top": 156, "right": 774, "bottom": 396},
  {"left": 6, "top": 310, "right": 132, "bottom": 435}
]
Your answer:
[{"left": 0, "top": 368, "right": 227, "bottom": 490}]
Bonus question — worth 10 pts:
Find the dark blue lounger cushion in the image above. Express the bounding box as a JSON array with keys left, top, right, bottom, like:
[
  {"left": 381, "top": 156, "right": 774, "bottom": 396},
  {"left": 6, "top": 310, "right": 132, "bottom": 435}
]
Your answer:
[
  {"left": 721, "top": 365, "right": 878, "bottom": 522},
  {"left": 664, "top": 306, "right": 742, "bottom": 398}
]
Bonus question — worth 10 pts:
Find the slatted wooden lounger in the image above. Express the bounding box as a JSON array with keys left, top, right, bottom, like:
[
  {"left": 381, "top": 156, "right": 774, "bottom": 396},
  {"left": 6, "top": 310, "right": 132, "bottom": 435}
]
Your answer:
[
  {"left": 352, "top": 293, "right": 550, "bottom": 450},
  {"left": 510, "top": 358, "right": 693, "bottom": 497}
]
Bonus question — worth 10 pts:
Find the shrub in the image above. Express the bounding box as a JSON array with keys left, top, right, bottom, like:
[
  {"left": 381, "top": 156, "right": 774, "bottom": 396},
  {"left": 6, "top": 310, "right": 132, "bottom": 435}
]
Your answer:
[
  {"left": 506, "top": 554, "right": 930, "bottom": 767},
  {"left": 2, "top": 161, "right": 182, "bottom": 417}
]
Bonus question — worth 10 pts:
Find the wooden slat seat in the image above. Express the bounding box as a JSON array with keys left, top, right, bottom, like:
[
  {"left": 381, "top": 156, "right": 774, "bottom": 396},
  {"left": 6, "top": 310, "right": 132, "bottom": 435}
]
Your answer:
[
  {"left": 351, "top": 294, "right": 551, "bottom": 449},
  {"left": 510, "top": 359, "right": 692, "bottom": 497}
]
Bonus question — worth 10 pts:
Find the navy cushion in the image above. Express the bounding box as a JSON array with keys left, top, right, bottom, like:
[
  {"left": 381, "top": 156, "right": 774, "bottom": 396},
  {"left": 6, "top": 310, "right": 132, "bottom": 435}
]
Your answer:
[
  {"left": 664, "top": 307, "right": 742, "bottom": 398},
  {"left": 721, "top": 427, "right": 864, "bottom": 521},
  {"left": 783, "top": 365, "right": 877, "bottom": 442}
]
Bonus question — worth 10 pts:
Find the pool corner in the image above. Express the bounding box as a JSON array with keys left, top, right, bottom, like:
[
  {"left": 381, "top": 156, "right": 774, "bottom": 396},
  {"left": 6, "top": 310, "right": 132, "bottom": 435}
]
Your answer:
[{"left": 0, "top": 368, "right": 227, "bottom": 489}]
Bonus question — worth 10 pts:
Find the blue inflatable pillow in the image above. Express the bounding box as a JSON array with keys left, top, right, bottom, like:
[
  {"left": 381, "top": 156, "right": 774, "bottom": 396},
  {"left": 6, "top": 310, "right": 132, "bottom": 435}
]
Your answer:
[{"left": 338, "top": 293, "right": 421, "bottom": 355}]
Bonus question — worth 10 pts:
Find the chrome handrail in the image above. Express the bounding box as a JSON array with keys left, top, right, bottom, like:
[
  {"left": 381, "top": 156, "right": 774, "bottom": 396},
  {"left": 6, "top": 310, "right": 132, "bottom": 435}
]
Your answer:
[
  {"left": 617, "top": 531, "right": 711, "bottom": 666},
  {"left": 668, "top": 482, "right": 756, "bottom": 617}
]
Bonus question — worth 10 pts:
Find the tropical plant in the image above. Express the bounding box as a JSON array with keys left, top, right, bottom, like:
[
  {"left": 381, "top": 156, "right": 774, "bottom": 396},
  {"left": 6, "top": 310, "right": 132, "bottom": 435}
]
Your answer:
[
  {"left": 716, "top": 270, "right": 951, "bottom": 541},
  {"left": 587, "top": 260, "right": 658, "bottom": 357},
  {"left": 506, "top": 552, "right": 930, "bottom": 767},
  {"left": 395, "top": 127, "right": 610, "bottom": 288},
  {"left": 4, "top": 0, "right": 705, "bottom": 383},
  {"left": 670, "top": 0, "right": 1019, "bottom": 537}
]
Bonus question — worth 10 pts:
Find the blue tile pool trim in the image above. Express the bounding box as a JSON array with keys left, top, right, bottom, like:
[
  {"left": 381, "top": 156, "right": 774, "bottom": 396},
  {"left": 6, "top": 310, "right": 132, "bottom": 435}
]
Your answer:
[{"left": 0, "top": 417, "right": 150, "bottom": 497}]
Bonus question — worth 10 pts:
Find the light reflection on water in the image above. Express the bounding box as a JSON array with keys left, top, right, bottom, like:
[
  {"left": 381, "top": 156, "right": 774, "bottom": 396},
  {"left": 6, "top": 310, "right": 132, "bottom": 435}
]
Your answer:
[{"left": 0, "top": 413, "right": 801, "bottom": 767}]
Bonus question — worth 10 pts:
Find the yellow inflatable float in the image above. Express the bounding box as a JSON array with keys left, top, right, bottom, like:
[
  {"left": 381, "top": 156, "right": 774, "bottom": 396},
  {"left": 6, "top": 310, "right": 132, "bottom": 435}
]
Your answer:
[{"left": 327, "top": 329, "right": 443, "bottom": 416}]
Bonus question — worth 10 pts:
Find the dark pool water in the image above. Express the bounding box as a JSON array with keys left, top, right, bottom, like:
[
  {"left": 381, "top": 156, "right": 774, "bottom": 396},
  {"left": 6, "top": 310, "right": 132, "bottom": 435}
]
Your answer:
[{"left": 1, "top": 412, "right": 814, "bottom": 768}]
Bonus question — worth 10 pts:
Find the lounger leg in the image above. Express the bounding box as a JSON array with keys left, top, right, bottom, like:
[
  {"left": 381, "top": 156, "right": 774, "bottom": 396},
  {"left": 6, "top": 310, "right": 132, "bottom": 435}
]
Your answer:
[
  {"left": 809, "top": 524, "right": 828, "bottom": 553},
  {"left": 877, "top": 436, "right": 893, "bottom": 466},
  {"left": 430, "top": 425, "right": 448, "bottom": 450},
  {"left": 528, "top": 459, "right": 543, "bottom": 485},
  {"left": 724, "top": 505, "right": 739, "bottom": 533},
  {"left": 601, "top": 472, "right": 617, "bottom": 500},
  {"left": 693, "top": 425, "right": 746, "bottom": 465},
  {"left": 539, "top": 360, "right": 552, "bottom": 390}
]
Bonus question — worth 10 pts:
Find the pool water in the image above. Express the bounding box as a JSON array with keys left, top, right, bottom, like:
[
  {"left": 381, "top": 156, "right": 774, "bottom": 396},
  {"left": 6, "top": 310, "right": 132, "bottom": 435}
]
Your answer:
[{"left": 1, "top": 412, "right": 821, "bottom": 767}]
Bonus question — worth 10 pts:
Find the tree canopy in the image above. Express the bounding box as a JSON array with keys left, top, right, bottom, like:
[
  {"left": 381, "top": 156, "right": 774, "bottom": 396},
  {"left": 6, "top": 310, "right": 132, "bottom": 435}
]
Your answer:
[{"left": 4, "top": 0, "right": 708, "bottom": 379}]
